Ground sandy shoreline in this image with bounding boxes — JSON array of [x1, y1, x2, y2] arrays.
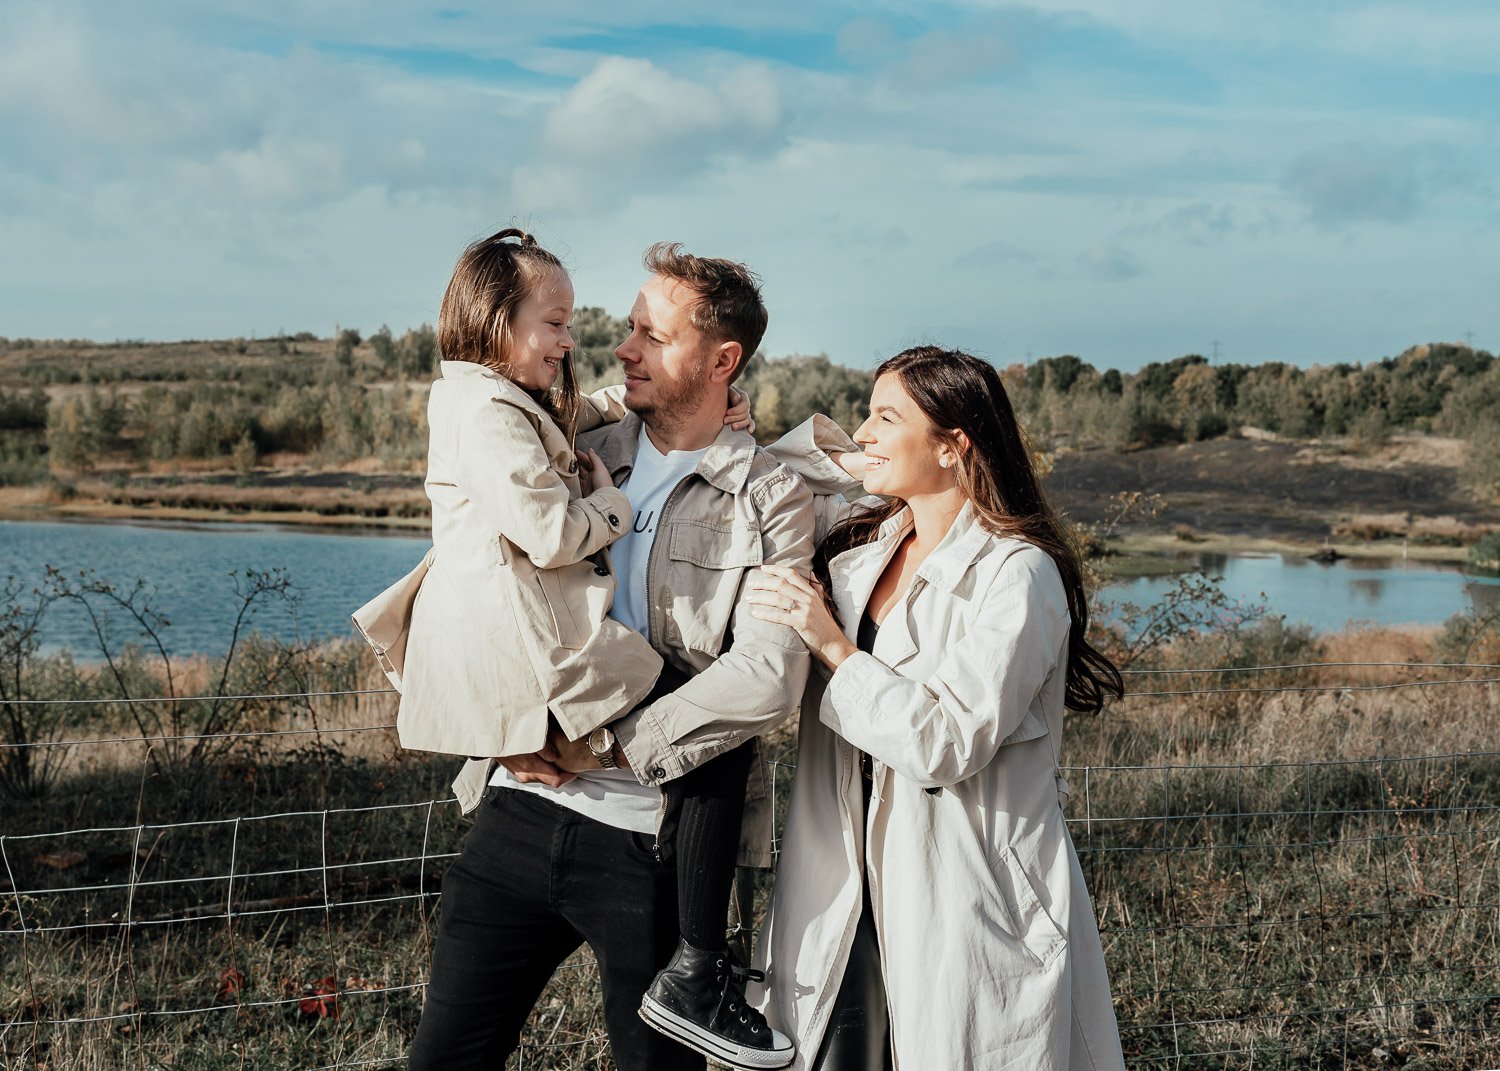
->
[[0, 499, 429, 535]]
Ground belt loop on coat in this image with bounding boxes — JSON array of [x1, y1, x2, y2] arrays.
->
[[1054, 770, 1071, 809]]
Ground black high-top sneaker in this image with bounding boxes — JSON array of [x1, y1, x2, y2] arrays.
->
[[639, 938, 795, 1070]]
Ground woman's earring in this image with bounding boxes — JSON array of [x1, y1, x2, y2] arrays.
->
[[939, 457, 951, 469]]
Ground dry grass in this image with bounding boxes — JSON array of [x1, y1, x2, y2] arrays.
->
[[1331, 512, 1494, 546], [3, 628, 1498, 1070]]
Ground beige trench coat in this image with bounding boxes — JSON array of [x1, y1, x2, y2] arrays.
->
[[756, 422, 1125, 1071], [352, 361, 661, 763]]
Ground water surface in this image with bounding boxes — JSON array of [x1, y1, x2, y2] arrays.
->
[[0, 519, 428, 656], [1100, 551, 1500, 635], [1, 520, 1496, 654]]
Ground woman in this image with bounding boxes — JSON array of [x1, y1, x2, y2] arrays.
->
[[748, 346, 1126, 1070]]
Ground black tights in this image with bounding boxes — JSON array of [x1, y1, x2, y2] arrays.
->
[[668, 742, 754, 950]]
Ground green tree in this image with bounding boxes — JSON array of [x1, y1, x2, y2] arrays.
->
[[47, 396, 91, 471], [370, 325, 396, 374], [398, 325, 438, 379]]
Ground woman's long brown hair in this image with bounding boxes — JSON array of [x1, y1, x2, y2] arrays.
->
[[815, 345, 1123, 714]]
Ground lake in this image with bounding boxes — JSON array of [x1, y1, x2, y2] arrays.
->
[[0, 519, 428, 657], [1100, 550, 1500, 635], [0, 519, 1496, 655]]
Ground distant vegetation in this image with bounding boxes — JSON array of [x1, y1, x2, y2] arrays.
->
[[0, 325, 1495, 504]]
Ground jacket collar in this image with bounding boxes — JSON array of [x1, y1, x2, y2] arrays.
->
[[439, 360, 552, 419], [599, 411, 758, 495], [835, 501, 993, 600], [828, 502, 994, 665], [913, 502, 993, 595]]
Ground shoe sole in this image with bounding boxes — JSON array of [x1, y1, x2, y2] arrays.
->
[[639, 995, 794, 1070]]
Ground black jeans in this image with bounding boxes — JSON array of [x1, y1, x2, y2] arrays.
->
[[408, 787, 704, 1071]]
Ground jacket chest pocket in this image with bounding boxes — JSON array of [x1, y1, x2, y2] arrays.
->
[[666, 522, 763, 655]]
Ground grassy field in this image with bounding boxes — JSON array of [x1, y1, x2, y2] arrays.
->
[[2, 621, 1497, 1070]]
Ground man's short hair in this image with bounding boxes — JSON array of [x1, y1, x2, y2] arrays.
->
[[642, 242, 768, 382]]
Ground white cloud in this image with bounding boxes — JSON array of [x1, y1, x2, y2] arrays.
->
[[513, 57, 783, 212], [540, 58, 779, 158], [0, 1, 1495, 367]]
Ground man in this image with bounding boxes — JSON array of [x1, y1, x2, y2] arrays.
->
[[408, 243, 815, 1071]]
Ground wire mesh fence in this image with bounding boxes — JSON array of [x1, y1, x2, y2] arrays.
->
[[2, 671, 1497, 1069]]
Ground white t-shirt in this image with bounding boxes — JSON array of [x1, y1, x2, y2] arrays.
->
[[608, 428, 712, 638], [492, 425, 709, 834]]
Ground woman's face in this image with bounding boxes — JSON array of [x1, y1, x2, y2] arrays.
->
[[504, 266, 575, 391], [853, 373, 956, 499]]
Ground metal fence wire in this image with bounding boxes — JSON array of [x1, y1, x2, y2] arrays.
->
[[1, 673, 1497, 1070]]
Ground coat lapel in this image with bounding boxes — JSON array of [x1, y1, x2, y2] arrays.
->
[[828, 508, 912, 643], [834, 503, 993, 671]]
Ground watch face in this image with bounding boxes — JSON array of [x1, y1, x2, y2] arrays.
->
[[589, 728, 611, 753]]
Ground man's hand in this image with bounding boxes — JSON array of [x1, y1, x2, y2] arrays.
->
[[495, 742, 576, 787], [547, 722, 603, 773]]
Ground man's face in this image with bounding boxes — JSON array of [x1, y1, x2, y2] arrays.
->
[[615, 275, 715, 421]]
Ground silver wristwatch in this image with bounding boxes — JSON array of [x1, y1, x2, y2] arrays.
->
[[587, 726, 618, 769]]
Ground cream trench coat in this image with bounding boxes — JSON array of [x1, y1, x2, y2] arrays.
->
[[353, 362, 661, 765], [756, 421, 1125, 1071]]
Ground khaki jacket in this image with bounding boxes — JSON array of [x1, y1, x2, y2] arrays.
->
[[579, 412, 817, 865], [358, 390, 818, 866], [353, 361, 662, 764], [757, 420, 1125, 1070]]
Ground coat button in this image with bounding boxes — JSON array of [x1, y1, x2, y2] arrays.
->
[[567, 460, 578, 474], [650, 766, 667, 780], [608, 514, 620, 527], [594, 564, 610, 577]]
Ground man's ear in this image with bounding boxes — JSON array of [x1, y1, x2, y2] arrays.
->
[[708, 340, 743, 384]]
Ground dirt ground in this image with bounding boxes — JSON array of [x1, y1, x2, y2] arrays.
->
[[1047, 436, 1500, 542]]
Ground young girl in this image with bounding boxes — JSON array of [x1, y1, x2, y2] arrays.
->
[[354, 227, 793, 1070]]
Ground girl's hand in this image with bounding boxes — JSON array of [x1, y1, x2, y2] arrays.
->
[[725, 387, 755, 433], [748, 564, 858, 670], [579, 448, 612, 495]]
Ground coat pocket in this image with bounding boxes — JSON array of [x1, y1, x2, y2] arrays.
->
[[994, 845, 1067, 968], [666, 522, 764, 655], [667, 520, 763, 569], [534, 567, 584, 651]]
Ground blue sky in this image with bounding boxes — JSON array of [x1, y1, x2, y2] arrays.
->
[[1, 1, 1496, 370]]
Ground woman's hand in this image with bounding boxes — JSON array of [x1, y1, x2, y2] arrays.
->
[[748, 564, 858, 670], [578, 448, 612, 496], [725, 387, 755, 434], [833, 449, 867, 481]]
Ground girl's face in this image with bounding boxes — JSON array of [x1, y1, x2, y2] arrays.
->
[[853, 373, 957, 499], [504, 266, 575, 391]]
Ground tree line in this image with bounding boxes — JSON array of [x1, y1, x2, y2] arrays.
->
[[1006, 343, 1499, 501], [1, 322, 1494, 502]]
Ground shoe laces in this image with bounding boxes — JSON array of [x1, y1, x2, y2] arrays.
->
[[714, 957, 768, 1031]]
